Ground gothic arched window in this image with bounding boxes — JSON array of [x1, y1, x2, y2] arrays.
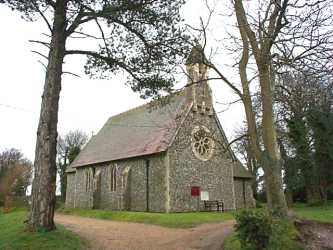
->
[[85, 168, 93, 192], [191, 125, 215, 161], [110, 165, 117, 192], [121, 167, 131, 189]]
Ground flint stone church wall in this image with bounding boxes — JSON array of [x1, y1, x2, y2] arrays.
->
[[168, 110, 236, 212], [65, 173, 75, 208], [65, 109, 253, 212], [66, 154, 168, 212]]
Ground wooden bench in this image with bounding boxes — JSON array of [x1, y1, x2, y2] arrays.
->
[[204, 200, 224, 212]]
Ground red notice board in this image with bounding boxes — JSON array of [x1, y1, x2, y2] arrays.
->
[[191, 186, 200, 196]]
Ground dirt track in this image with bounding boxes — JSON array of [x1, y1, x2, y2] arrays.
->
[[296, 220, 333, 250], [55, 214, 234, 250]]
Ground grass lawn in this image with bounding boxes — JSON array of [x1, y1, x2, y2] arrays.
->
[[0, 208, 86, 250], [223, 232, 242, 250], [223, 230, 303, 250], [58, 207, 234, 228], [224, 201, 333, 249], [293, 201, 333, 223]]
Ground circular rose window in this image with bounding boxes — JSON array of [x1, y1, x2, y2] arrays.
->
[[191, 126, 214, 161]]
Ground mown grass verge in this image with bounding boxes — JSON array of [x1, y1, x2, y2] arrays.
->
[[58, 207, 234, 228], [223, 232, 242, 250], [0, 208, 86, 250], [224, 202, 333, 250], [293, 201, 333, 224]]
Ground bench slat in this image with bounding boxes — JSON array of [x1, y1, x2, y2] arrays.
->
[[203, 200, 224, 212]]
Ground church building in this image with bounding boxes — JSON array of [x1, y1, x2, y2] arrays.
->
[[65, 46, 255, 212]]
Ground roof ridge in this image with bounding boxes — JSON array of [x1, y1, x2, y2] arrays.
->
[[107, 90, 185, 122]]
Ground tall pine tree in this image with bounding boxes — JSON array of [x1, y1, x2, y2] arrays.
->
[[1, 0, 190, 230]]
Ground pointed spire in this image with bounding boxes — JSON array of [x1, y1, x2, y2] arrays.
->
[[185, 45, 209, 66]]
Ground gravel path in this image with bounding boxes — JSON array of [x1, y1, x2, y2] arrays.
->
[[55, 214, 235, 250]]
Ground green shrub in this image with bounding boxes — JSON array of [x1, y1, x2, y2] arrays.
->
[[235, 210, 302, 250], [268, 219, 302, 250], [55, 199, 65, 210], [256, 200, 264, 208], [11, 196, 29, 208], [0, 193, 4, 206], [235, 210, 272, 249], [224, 232, 241, 250]]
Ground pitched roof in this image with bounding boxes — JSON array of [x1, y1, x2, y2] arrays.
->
[[66, 165, 76, 173], [233, 161, 253, 179], [70, 92, 191, 168], [212, 115, 252, 179]]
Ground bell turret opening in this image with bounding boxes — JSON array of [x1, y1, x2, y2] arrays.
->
[[185, 45, 213, 116]]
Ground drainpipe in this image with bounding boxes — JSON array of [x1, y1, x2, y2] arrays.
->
[[242, 179, 246, 208], [146, 159, 150, 212]]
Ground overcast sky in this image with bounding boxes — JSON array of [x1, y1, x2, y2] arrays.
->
[[0, 1, 245, 162]]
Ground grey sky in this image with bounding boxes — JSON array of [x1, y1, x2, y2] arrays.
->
[[0, 1, 245, 162]]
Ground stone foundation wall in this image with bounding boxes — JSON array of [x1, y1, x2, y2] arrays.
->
[[73, 167, 94, 208]]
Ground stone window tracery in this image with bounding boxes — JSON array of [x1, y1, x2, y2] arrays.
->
[[191, 126, 215, 161]]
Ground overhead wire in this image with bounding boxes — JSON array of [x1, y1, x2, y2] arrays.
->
[[0, 103, 38, 114]]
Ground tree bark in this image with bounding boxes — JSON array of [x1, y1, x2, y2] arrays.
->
[[306, 185, 322, 204], [29, 0, 67, 231], [60, 149, 68, 201], [262, 157, 287, 214], [285, 189, 293, 208], [237, 10, 260, 201], [237, 13, 262, 163], [60, 174, 67, 201], [234, 0, 288, 216], [259, 67, 288, 215]]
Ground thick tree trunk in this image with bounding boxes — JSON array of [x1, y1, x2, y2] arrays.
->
[[279, 139, 294, 208], [60, 174, 67, 202], [29, 0, 67, 231], [259, 67, 288, 216], [319, 183, 328, 205], [248, 157, 259, 199], [234, 0, 287, 216], [60, 152, 68, 201], [285, 189, 293, 208], [284, 161, 294, 208], [236, 9, 262, 163], [261, 153, 287, 214], [303, 160, 322, 204], [306, 184, 322, 204], [4, 195, 12, 213]]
